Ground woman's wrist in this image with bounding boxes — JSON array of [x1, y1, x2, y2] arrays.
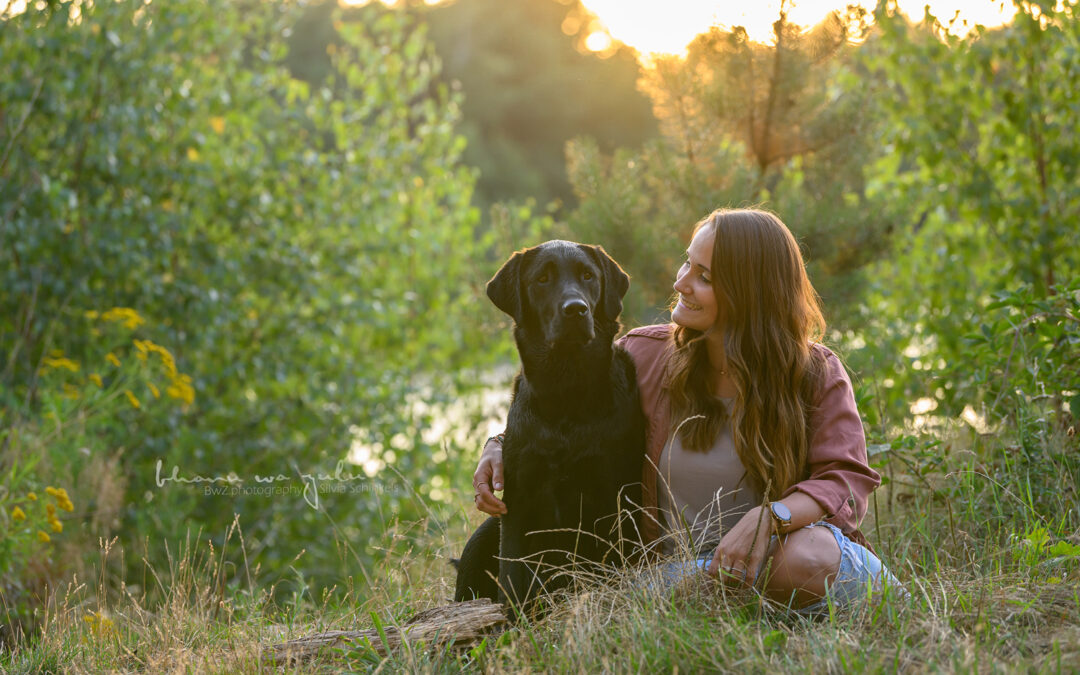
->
[[770, 492, 825, 532]]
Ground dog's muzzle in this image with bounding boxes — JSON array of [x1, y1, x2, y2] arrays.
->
[[545, 297, 595, 344]]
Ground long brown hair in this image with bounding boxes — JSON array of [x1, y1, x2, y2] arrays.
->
[[665, 208, 827, 497]]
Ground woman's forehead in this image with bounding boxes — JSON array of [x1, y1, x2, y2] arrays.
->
[[688, 226, 714, 256]]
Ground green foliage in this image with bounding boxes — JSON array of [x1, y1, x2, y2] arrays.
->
[[852, 0, 1080, 424], [563, 10, 898, 328], [422, 0, 658, 212], [0, 0, 497, 593], [0, 307, 190, 637]]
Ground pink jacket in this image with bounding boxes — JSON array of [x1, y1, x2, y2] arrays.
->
[[618, 324, 879, 548]]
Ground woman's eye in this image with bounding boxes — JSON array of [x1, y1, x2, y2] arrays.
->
[[700, 274, 710, 284]]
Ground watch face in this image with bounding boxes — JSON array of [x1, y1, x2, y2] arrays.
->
[[771, 502, 792, 522]]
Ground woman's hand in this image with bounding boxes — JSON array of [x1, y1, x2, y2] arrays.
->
[[473, 437, 507, 515], [706, 505, 773, 587]]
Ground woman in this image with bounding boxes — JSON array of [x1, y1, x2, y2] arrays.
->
[[473, 208, 902, 610]]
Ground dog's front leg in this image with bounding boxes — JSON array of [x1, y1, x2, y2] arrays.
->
[[497, 514, 538, 621]]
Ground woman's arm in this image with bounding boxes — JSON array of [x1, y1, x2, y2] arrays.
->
[[474, 435, 507, 515], [782, 348, 880, 531], [709, 348, 877, 583]]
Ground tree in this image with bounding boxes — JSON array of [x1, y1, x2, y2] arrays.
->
[[853, 0, 1080, 423], [564, 6, 897, 329], [421, 0, 658, 212], [1, 0, 499, 588]]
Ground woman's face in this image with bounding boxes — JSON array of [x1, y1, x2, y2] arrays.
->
[[672, 224, 719, 332]]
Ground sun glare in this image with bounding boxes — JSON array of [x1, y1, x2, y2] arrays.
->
[[578, 0, 1017, 55], [584, 30, 614, 52]]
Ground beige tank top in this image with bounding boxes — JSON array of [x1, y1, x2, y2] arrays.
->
[[657, 407, 763, 555]]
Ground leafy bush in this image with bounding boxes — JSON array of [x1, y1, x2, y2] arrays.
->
[[0, 0, 499, 595], [563, 11, 899, 329], [1, 307, 194, 638], [851, 0, 1080, 424]]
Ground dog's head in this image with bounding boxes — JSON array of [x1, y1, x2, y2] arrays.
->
[[486, 240, 630, 345]]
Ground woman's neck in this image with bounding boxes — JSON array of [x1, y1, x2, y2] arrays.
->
[[705, 333, 737, 398]]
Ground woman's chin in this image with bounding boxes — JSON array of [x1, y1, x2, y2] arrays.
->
[[671, 309, 706, 331]]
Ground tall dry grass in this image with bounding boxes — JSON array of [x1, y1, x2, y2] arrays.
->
[[2, 416, 1078, 673]]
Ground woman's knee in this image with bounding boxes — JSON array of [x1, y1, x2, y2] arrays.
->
[[762, 526, 841, 605]]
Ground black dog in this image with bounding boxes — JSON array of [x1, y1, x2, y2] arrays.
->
[[454, 241, 645, 616]]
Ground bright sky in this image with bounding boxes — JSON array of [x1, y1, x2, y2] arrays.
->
[[5, 0, 1017, 58], [578, 0, 1017, 55]]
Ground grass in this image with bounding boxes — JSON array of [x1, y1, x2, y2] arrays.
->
[[2, 420, 1078, 673]]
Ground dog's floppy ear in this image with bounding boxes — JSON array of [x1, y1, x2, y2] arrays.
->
[[585, 244, 630, 320], [486, 250, 526, 322]]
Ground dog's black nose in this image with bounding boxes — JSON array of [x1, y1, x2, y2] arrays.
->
[[561, 299, 588, 317]]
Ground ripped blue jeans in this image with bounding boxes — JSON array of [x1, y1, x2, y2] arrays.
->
[[656, 521, 906, 614]]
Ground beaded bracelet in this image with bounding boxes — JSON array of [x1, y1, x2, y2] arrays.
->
[[485, 433, 505, 447]]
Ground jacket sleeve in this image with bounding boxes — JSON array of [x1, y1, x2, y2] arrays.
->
[[782, 349, 880, 532]]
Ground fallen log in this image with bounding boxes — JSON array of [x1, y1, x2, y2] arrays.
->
[[265, 598, 509, 665]]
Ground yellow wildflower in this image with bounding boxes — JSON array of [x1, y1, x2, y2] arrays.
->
[[124, 390, 141, 410], [42, 356, 80, 373], [106, 353, 121, 367], [12, 506, 26, 522], [157, 350, 177, 376], [60, 498, 74, 513], [166, 373, 195, 405], [102, 307, 145, 330], [37, 531, 51, 543], [46, 503, 56, 516], [28, 492, 37, 501], [62, 383, 80, 400], [54, 488, 74, 513], [210, 116, 226, 134], [84, 611, 116, 637], [45, 486, 58, 496], [51, 520, 63, 533], [138, 340, 177, 375], [148, 382, 160, 399], [89, 373, 103, 388], [84, 310, 100, 319]]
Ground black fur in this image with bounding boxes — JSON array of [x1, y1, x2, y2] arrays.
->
[[454, 241, 645, 617]]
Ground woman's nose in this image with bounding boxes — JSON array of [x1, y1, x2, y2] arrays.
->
[[673, 263, 690, 294]]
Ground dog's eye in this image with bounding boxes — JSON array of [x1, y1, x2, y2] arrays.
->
[[537, 273, 549, 284], [583, 270, 593, 280]]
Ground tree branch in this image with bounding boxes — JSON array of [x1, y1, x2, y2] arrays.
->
[[0, 77, 44, 177]]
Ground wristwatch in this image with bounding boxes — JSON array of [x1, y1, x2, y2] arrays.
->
[[768, 501, 792, 533]]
